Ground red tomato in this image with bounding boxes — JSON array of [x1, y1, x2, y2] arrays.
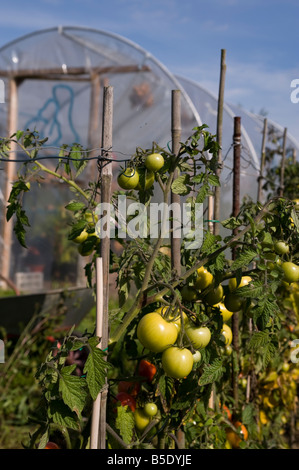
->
[[226, 421, 248, 448], [138, 359, 157, 383], [44, 441, 60, 449], [115, 392, 136, 412], [117, 380, 140, 397]]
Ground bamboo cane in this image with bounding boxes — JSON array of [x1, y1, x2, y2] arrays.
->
[[214, 49, 226, 236], [279, 127, 287, 197], [90, 85, 113, 449], [257, 118, 267, 203], [232, 117, 241, 412]]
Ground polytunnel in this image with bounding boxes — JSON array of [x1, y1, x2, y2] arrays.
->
[[0, 26, 298, 293], [176, 75, 299, 214], [0, 26, 201, 291]]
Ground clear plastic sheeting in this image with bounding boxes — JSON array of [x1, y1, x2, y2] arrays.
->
[[0, 26, 298, 291], [176, 75, 299, 219]]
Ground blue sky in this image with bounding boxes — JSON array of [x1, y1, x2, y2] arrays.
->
[[0, 0, 299, 139]]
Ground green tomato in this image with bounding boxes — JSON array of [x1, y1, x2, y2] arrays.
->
[[134, 408, 150, 432], [281, 262, 299, 283], [78, 243, 93, 256], [214, 302, 234, 322], [137, 312, 178, 353], [192, 350, 202, 363], [274, 241, 290, 255], [221, 324, 233, 345], [181, 285, 197, 302], [162, 346, 194, 379], [185, 325, 211, 349], [224, 292, 244, 312], [73, 229, 89, 244], [143, 402, 158, 417], [204, 284, 224, 306], [117, 167, 139, 189], [195, 266, 214, 290], [137, 170, 155, 190], [228, 276, 252, 292], [145, 153, 165, 172]]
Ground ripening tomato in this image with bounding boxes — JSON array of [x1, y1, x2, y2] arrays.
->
[[161, 346, 194, 379], [118, 380, 140, 397], [115, 392, 136, 412], [220, 403, 232, 421], [137, 312, 178, 353], [225, 421, 248, 448], [195, 266, 214, 290], [44, 441, 60, 449], [145, 153, 165, 172], [138, 359, 157, 383], [117, 167, 140, 189]]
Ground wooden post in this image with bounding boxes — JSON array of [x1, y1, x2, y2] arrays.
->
[[90, 85, 113, 449], [232, 117, 241, 411], [214, 49, 226, 236], [279, 127, 287, 197], [257, 118, 267, 202], [292, 148, 296, 165], [1, 78, 18, 286], [90, 257, 104, 449], [171, 90, 182, 277], [171, 90, 185, 448]]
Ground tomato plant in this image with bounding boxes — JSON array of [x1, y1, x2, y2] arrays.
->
[[2, 121, 299, 450]]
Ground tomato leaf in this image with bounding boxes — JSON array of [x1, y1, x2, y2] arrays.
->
[[48, 399, 81, 431], [83, 337, 112, 401], [198, 358, 225, 386], [115, 405, 135, 444], [59, 365, 88, 416], [230, 249, 257, 271]]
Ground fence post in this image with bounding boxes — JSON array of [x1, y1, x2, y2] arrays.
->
[[214, 49, 226, 236], [90, 85, 113, 449], [257, 118, 267, 203], [232, 116, 241, 411], [279, 127, 287, 197]]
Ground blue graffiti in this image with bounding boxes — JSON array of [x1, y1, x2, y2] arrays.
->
[[24, 84, 80, 145]]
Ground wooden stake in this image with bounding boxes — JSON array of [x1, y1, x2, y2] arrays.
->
[[1, 78, 18, 286], [257, 118, 267, 203], [292, 148, 297, 165], [171, 90, 185, 448], [232, 117, 241, 411], [90, 257, 104, 449], [171, 90, 182, 277], [279, 127, 287, 197], [214, 49, 226, 236], [90, 85, 113, 449]]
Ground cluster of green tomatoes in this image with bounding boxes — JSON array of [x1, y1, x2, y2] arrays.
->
[[117, 153, 165, 190]]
